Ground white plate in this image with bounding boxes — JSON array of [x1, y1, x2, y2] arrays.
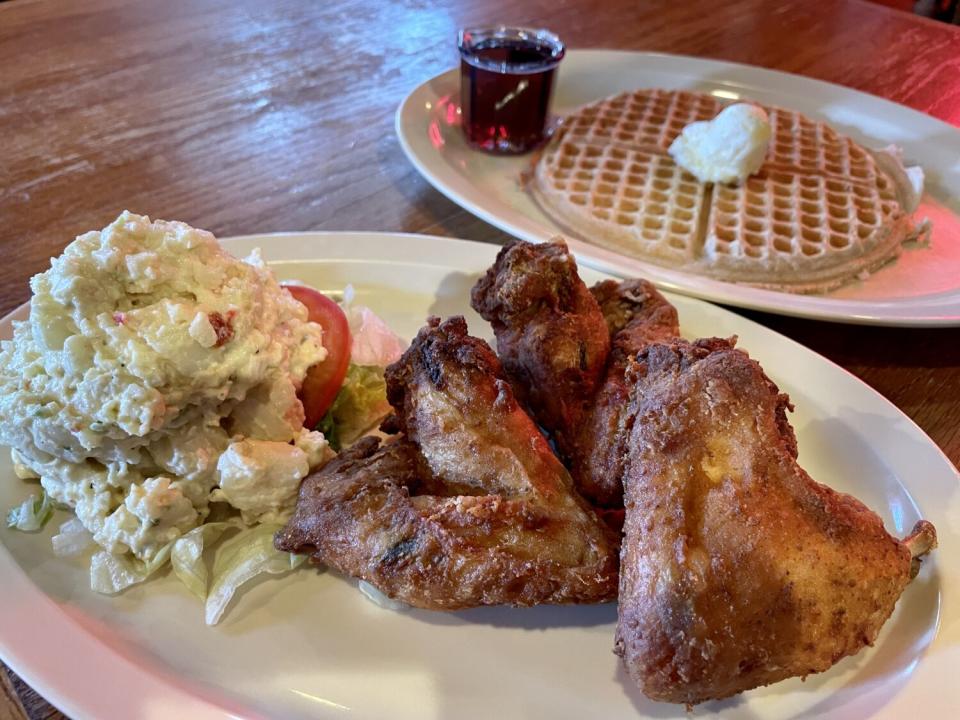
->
[[396, 50, 960, 326], [0, 232, 957, 720]]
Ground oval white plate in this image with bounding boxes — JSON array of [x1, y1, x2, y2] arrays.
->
[[0, 232, 956, 720], [396, 50, 960, 326]]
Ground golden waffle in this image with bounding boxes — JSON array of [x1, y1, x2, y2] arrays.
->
[[560, 90, 896, 191], [763, 107, 900, 195], [531, 132, 707, 267], [703, 170, 911, 292], [530, 89, 918, 293], [559, 89, 724, 154]]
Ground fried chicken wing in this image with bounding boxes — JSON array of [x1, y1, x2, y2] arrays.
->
[[471, 240, 936, 702], [614, 338, 937, 704], [470, 239, 610, 440], [275, 316, 618, 609], [571, 278, 679, 507], [471, 240, 679, 507], [590, 278, 680, 344]]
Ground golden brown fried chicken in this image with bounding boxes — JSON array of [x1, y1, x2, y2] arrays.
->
[[614, 337, 937, 704], [470, 239, 610, 440], [275, 316, 618, 610], [571, 278, 679, 507], [590, 278, 680, 344], [472, 240, 936, 701], [471, 240, 679, 507]]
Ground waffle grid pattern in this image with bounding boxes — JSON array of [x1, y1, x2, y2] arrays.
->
[[764, 108, 899, 200], [708, 172, 896, 264], [560, 89, 724, 153], [535, 138, 707, 264], [531, 89, 911, 291]]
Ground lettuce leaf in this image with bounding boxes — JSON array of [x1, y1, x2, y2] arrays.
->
[[90, 541, 175, 594], [85, 519, 305, 625], [322, 364, 391, 449], [204, 523, 306, 625], [170, 520, 241, 601], [314, 289, 404, 448], [317, 411, 340, 452], [6, 491, 54, 532]]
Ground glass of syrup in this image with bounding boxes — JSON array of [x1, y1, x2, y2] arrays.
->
[[458, 26, 565, 154]]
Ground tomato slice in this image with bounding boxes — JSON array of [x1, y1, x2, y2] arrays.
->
[[283, 284, 351, 430]]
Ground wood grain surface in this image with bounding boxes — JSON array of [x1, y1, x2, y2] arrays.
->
[[0, 668, 28, 720], [1, 0, 958, 717]]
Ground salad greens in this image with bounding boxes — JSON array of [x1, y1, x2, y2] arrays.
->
[[205, 523, 306, 625], [171, 520, 242, 601], [6, 490, 54, 532], [315, 285, 406, 448], [91, 541, 176, 594], [319, 364, 390, 451]]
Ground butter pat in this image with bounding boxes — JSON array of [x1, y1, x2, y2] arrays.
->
[[668, 103, 771, 185]]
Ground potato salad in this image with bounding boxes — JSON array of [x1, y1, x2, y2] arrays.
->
[[0, 212, 335, 614]]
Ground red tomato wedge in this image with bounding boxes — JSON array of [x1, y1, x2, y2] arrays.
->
[[283, 284, 351, 429]]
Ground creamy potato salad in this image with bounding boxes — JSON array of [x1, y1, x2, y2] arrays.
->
[[0, 212, 337, 617]]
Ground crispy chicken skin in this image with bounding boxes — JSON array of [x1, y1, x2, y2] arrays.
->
[[590, 278, 680, 344], [571, 279, 679, 507], [471, 240, 679, 507], [472, 240, 936, 701], [614, 338, 937, 704], [275, 316, 619, 610], [470, 239, 610, 441]]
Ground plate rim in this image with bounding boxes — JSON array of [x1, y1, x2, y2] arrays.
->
[[395, 49, 960, 327], [0, 230, 956, 720]]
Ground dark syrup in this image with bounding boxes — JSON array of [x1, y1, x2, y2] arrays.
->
[[460, 39, 561, 154]]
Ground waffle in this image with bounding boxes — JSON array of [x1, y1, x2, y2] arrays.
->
[[558, 88, 724, 154], [530, 89, 919, 293], [532, 135, 708, 267], [703, 170, 912, 292]]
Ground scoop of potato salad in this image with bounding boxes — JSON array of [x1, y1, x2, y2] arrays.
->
[[0, 212, 331, 576]]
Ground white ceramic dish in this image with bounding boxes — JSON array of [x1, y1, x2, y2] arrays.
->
[[396, 50, 960, 326], [0, 232, 956, 719]]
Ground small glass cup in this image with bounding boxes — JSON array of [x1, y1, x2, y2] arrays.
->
[[458, 26, 565, 154]]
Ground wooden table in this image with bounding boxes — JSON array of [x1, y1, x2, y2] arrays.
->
[[1, 0, 958, 717]]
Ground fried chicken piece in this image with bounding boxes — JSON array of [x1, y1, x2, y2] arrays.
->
[[275, 316, 618, 610], [614, 338, 937, 704], [470, 239, 610, 441], [570, 279, 679, 507], [590, 278, 680, 344], [472, 241, 936, 700], [471, 240, 679, 507]]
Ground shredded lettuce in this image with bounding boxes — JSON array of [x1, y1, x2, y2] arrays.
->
[[317, 410, 341, 452], [315, 289, 404, 448], [86, 520, 306, 625], [321, 364, 391, 449], [91, 520, 235, 595], [358, 580, 409, 611], [204, 523, 306, 625], [170, 520, 241, 600], [6, 491, 54, 532], [90, 541, 176, 594]]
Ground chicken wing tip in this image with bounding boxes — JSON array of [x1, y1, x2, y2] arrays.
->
[[905, 519, 937, 559]]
